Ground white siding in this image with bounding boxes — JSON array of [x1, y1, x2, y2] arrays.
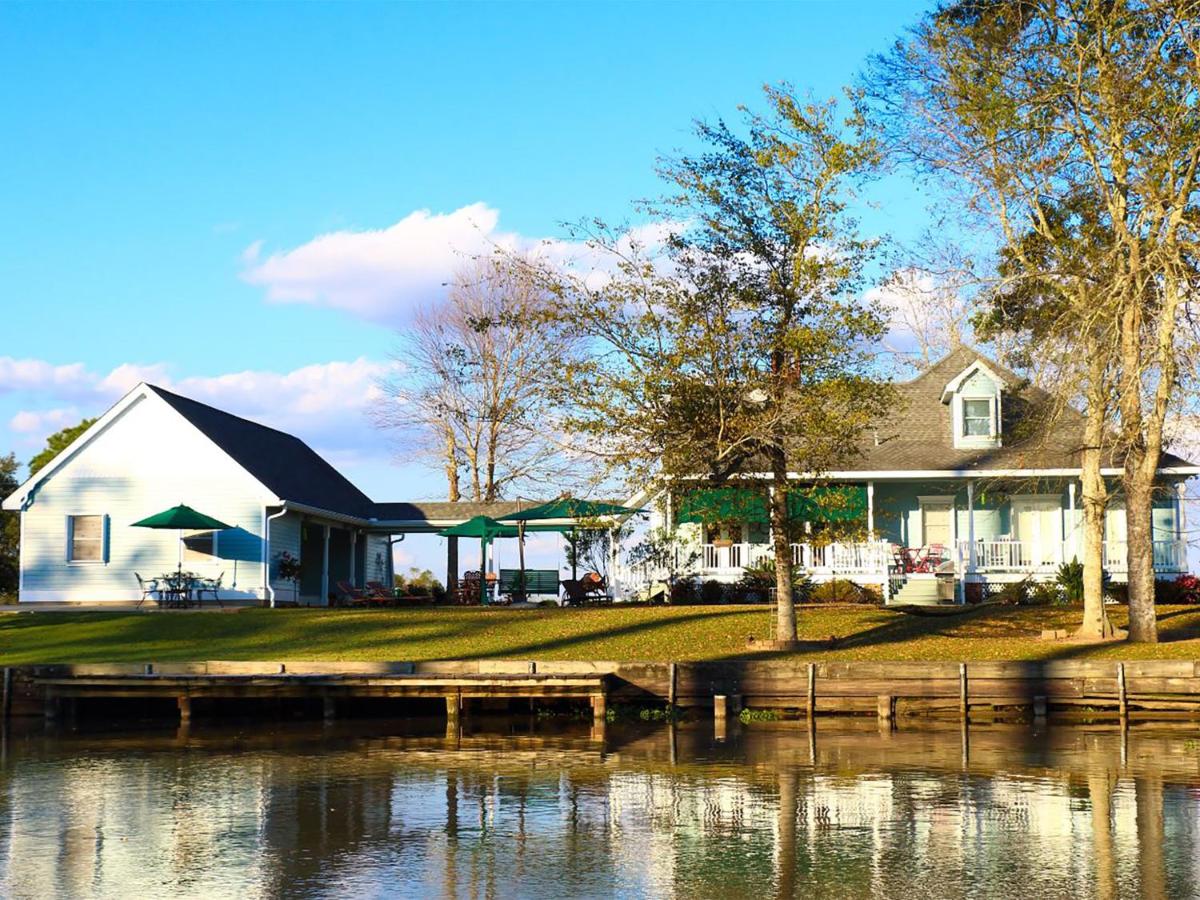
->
[[266, 511, 302, 602], [19, 393, 274, 602], [363, 534, 390, 585]]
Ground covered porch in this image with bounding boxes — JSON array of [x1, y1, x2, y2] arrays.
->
[[670, 476, 1190, 601]]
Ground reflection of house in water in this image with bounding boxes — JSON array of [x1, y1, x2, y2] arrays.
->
[[1, 728, 1199, 897]]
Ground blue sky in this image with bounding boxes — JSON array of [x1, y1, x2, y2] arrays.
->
[[0, 1, 934, 567]]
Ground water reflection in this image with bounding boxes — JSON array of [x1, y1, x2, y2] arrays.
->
[[1, 719, 1199, 898]]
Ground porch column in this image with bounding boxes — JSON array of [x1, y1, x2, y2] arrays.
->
[[966, 480, 977, 571], [320, 524, 330, 606], [349, 531, 358, 587], [1068, 481, 1077, 561], [866, 481, 875, 537]]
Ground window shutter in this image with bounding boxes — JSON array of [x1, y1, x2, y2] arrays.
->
[[65, 515, 73, 561], [102, 514, 111, 564]]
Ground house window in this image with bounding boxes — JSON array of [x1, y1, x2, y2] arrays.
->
[[68, 515, 104, 562], [962, 398, 994, 437], [183, 529, 217, 563]]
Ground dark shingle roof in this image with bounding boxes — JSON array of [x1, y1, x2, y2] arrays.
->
[[148, 385, 376, 517], [857, 346, 1193, 472]]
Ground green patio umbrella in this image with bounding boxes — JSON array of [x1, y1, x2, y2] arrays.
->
[[438, 516, 519, 603], [501, 498, 644, 585], [132, 504, 232, 574]]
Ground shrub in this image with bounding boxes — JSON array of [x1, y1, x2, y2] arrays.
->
[[1027, 581, 1067, 606], [1175, 574, 1200, 603], [669, 578, 697, 604], [739, 557, 811, 593], [809, 579, 879, 604], [1156, 574, 1200, 604], [992, 579, 1030, 606], [699, 579, 726, 605], [1056, 558, 1084, 602]]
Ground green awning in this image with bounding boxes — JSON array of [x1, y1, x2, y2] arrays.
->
[[675, 486, 866, 524], [437, 515, 518, 543], [131, 504, 231, 530], [501, 498, 642, 523]]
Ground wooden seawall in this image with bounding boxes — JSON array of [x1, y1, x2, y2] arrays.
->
[[4, 658, 1200, 724]]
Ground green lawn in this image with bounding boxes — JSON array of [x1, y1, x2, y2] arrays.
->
[[3, 604, 1200, 664]]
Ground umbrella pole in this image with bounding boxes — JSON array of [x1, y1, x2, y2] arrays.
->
[[572, 526, 578, 582], [517, 522, 527, 602], [480, 535, 487, 605]]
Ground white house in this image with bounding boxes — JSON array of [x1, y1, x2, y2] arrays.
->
[[620, 347, 1198, 603], [1, 383, 556, 605]]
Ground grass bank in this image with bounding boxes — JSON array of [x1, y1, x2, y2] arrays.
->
[[3, 604, 1200, 665]]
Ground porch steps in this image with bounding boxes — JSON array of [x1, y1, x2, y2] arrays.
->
[[888, 578, 945, 606]]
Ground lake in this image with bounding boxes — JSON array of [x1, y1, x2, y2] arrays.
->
[[0, 717, 1196, 898]]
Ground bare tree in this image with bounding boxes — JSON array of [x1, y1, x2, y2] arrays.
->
[[377, 256, 586, 504], [869, 0, 1200, 642]]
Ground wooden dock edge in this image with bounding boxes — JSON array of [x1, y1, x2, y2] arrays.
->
[[6, 659, 1200, 723]]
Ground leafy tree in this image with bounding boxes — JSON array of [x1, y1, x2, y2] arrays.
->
[[28, 418, 97, 477], [528, 86, 892, 642], [869, 0, 1200, 642], [0, 453, 19, 594]]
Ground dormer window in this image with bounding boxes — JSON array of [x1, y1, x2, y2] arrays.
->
[[962, 398, 995, 438], [942, 358, 1006, 449]]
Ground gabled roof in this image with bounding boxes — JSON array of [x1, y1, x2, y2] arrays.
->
[[146, 385, 377, 518], [939, 358, 1007, 403], [860, 345, 1194, 474]]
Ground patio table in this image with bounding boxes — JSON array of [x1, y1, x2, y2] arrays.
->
[[159, 572, 198, 608]]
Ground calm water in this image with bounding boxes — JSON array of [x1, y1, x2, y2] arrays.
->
[[1, 717, 1198, 899]]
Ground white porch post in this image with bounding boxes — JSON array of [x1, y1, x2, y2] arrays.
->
[[320, 524, 330, 607], [966, 480, 976, 571], [349, 531, 358, 587], [1068, 481, 1077, 561], [866, 481, 875, 537]]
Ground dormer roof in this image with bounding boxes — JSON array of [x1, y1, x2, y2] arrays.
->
[[940, 358, 1008, 404]]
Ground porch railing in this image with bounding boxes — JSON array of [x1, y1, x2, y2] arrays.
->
[[700, 541, 892, 574], [957, 539, 1188, 574], [1102, 540, 1187, 573]]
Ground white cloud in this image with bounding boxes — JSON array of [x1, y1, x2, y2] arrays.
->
[[240, 203, 679, 326], [0, 358, 93, 397], [0, 355, 399, 465], [8, 407, 80, 435], [240, 203, 511, 325]]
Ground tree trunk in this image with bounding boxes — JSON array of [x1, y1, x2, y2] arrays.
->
[[1124, 461, 1158, 643], [1077, 384, 1115, 639], [445, 430, 461, 599], [769, 451, 796, 642]]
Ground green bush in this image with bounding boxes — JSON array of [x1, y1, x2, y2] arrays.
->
[[699, 579, 727, 605], [809, 579, 879, 604], [1056, 558, 1084, 602], [1027, 581, 1067, 606], [739, 557, 812, 598], [991, 579, 1030, 606]]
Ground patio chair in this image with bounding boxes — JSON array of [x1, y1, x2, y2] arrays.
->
[[457, 571, 483, 605], [561, 576, 609, 606], [195, 572, 225, 608], [335, 580, 367, 607], [134, 573, 159, 609], [580, 571, 613, 604]]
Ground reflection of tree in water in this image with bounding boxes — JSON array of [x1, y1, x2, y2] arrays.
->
[[2, 725, 1200, 898]]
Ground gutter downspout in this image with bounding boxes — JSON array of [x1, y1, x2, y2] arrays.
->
[[264, 504, 289, 608]]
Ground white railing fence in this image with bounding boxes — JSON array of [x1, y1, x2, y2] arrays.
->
[[700, 541, 892, 574], [1102, 540, 1187, 573], [958, 538, 1187, 573]]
